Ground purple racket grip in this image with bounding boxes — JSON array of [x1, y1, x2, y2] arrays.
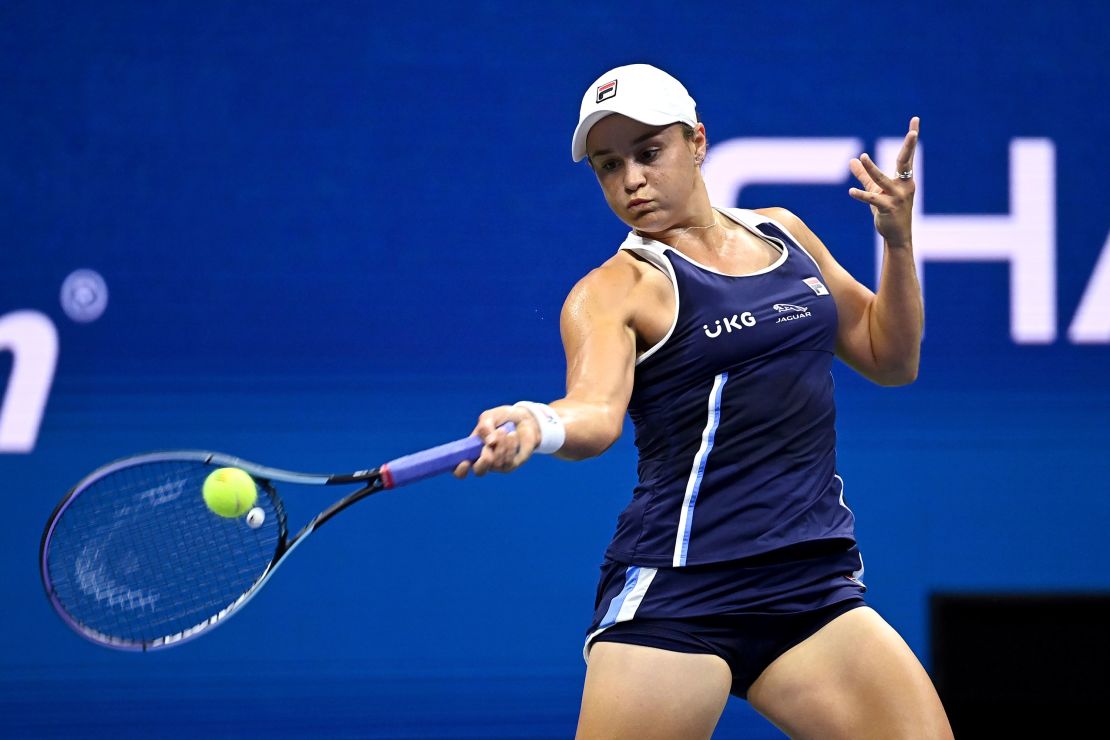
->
[[380, 422, 516, 489]]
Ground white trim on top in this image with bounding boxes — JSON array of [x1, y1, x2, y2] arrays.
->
[[620, 242, 681, 366], [666, 207, 789, 278]]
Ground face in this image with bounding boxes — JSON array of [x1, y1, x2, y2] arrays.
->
[[585, 114, 707, 234]]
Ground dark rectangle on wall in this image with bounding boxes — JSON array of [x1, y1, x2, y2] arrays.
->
[[931, 592, 1110, 734]]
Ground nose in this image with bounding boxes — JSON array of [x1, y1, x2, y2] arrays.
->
[[622, 160, 647, 192]]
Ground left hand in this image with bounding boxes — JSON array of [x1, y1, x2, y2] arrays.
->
[[849, 116, 919, 248]]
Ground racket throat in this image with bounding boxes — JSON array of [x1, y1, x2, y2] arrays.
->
[[379, 464, 395, 489]]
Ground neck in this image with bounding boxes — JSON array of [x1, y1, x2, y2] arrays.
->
[[638, 207, 723, 252]]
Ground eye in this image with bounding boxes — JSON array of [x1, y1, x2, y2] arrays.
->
[[598, 159, 619, 173], [638, 148, 661, 163]]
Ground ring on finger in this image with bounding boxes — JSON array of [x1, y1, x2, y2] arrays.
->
[[898, 169, 913, 180]]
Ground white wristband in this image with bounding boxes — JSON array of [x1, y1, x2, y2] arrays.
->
[[513, 401, 566, 455]]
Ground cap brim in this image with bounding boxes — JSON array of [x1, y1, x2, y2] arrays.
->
[[571, 110, 616, 162]]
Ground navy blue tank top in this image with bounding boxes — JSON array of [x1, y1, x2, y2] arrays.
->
[[607, 208, 856, 567]]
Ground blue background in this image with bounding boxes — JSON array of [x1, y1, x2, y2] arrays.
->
[[3, 1, 1108, 736]]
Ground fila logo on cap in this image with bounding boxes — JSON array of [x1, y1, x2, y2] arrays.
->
[[596, 79, 617, 103]]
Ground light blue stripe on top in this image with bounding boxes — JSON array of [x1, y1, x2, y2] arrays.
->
[[675, 371, 728, 567], [598, 566, 640, 630]]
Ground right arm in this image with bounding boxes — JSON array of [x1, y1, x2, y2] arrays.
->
[[455, 256, 641, 476]]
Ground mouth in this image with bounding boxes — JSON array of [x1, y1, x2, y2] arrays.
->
[[627, 198, 652, 209]]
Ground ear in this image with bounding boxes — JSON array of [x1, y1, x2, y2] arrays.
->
[[691, 122, 708, 164]]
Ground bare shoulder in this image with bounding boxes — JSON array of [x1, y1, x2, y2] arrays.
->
[[562, 250, 659, 321], [755, 206, 839, 261], [755, 206, 817, 244], [754, 206, 800, 228]]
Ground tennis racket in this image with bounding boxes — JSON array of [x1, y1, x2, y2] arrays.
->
[[39, 424, 512, 652]]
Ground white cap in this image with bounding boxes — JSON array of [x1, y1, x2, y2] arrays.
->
[[571, 63, 697, 162]]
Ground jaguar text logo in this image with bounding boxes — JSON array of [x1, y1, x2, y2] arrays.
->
[[773, 304, 811, 324]]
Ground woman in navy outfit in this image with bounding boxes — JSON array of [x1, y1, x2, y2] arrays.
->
[[456, 63, 952, 739]]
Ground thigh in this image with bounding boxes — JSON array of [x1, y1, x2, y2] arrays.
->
[[576, 642, 732, 740], [747, 607, 953, 739]]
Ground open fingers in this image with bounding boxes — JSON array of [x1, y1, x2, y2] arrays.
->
[[852, 117, 921, 193], [848, 187, 895, 208], [857, 153, 897, 191], [895, 117, 920, 174], [849, 158, 878, 192]]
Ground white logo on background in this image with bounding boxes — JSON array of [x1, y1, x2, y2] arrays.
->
[[773, 303, 812, 324], [803, 277, 829, 296], [703, 135, 1110, 344], [703, 312, 757, 338], [0, 311, 58, 453], [1, 268, 109, 454]]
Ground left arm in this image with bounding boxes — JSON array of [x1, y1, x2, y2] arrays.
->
[[760, 117, 923, 386]]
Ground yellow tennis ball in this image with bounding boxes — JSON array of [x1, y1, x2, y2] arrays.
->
[[202, 467, 257, 518]]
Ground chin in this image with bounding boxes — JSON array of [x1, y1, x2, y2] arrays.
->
[[627, 210, 671, 235]]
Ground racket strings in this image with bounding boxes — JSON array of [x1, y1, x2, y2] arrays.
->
[[44, 460, 284, 648]]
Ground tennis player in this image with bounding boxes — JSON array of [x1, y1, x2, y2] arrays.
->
[[456, 63, 952, 739]]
